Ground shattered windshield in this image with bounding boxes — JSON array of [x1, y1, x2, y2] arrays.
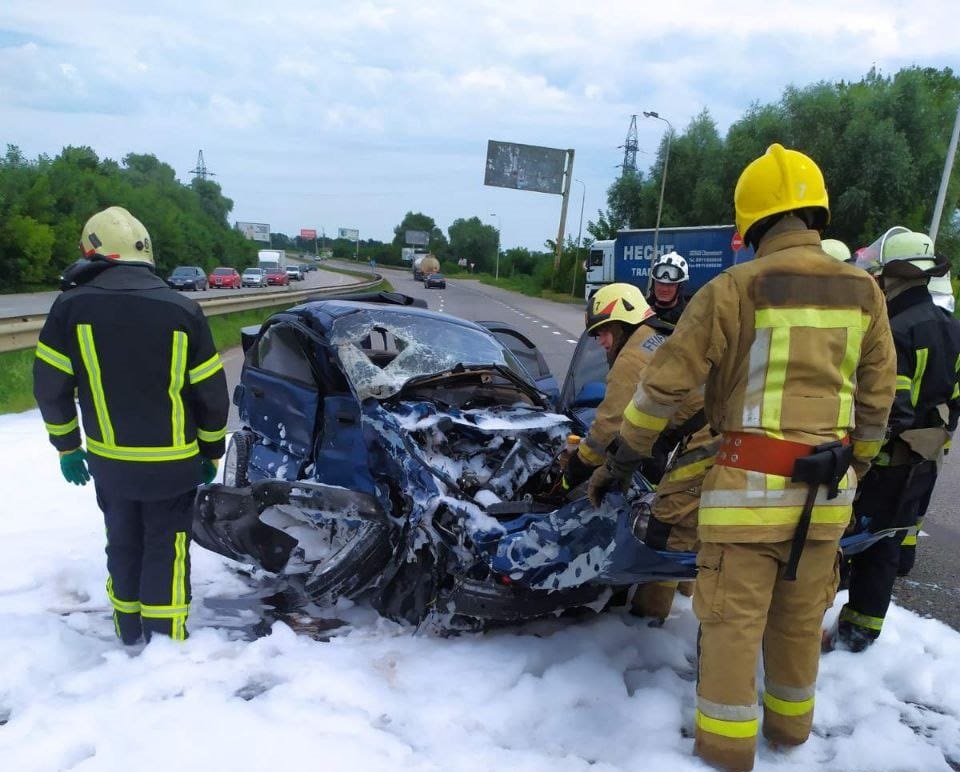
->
[[330, 310, 526, 400]]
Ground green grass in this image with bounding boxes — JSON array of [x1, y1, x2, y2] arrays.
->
[[0, 278, 392, 415], [0, 348, 39, 414]]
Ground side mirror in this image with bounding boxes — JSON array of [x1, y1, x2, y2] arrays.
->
[[572, 381, 605, 408], [240, 325, 262, 354]]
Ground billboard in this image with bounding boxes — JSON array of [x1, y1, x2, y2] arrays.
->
[[405, 229, 429, 246], [338, 227, 359, 241], [236, 221, 271, 242], [401, 247, 415, 262], [484, 140, 567, 195], [300, 228, 317, 239]]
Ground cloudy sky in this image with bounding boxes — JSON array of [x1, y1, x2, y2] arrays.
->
[[1, 1, 958, 250]]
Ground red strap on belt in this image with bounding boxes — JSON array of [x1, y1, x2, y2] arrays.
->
[[715, 432, 850, 478]]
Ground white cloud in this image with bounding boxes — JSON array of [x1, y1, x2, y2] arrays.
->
[[0, 0, 957, 246]]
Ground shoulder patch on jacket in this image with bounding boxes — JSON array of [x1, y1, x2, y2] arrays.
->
[[642, 333, 667, 352]]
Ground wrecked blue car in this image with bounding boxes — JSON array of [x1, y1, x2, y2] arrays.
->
[[193, 292, 694, 627]]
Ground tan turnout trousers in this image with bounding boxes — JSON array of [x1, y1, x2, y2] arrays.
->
[[693, 539, 841, 771]]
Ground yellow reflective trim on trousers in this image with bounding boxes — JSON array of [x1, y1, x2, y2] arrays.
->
[[36, 341, 74, 375], [86, 437, 199, 462], [170, 531, 188, 640], [895, 375, 912, 391], [840, 606, 884, 631], [624, 401, 669, 431], [197, 425, 227, 443], [763, 691, 814, 717], [140, 603, 190, 618], [665, 456, 714, 482], [695, 710, 758, 740], [77, 324, 115, 445], [853, 439, 883, 460], [754, 308, 867, 330], [761, 326, 790, 430], [45, 417, 78, 436], [911, 348, 929, 407], [169, 331, 188, 447], [699, 504, 851, 527], [188, 353, 224, 385], [902, 518, 923, 546], [106, 576, 141, 614]]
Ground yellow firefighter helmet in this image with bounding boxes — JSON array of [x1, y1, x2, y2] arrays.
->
[[80, 206, 153, 264], [734, 143, 830, 246], [585, 283, 654, 335]]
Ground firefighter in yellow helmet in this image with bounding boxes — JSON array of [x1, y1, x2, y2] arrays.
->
[[560, 284, 713, 622], [588, 144, 896, 771], [829, 230, 960, 652], [33, 206, 230, 647], [560, 283, 673, 493]]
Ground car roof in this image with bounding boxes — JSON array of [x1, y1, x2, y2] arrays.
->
[[284, 296, 487, 336]]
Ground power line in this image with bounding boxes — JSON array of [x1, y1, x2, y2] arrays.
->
[[190, 150, 216, 181], [617, 114, 639, 176]]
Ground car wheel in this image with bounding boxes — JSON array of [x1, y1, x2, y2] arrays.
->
[[296, 519, 393, 605], [222, 430, 255, 487]]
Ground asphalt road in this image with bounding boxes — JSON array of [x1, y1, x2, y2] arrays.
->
[[0, 263, 357, 318], [15, 260, 954, 631]]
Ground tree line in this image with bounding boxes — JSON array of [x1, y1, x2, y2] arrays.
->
[[0, 146, 258, 291], [590, 66, 960, 263], [2, 65, 955, 295]]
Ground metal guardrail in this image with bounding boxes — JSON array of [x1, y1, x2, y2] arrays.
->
[[0, 275, 381, 354]]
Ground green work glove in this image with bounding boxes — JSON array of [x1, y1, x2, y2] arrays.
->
[[59, 449, 90, 486], [587, 441, 649, 507], [200, 457, 219, 484], [587, 464, 631, 508]]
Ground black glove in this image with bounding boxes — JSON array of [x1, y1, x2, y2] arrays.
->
[[587, 441, 649, 507], [562, 451, 595, 491]]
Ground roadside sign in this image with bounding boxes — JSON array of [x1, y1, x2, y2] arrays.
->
[[731, 232, 743, 252]]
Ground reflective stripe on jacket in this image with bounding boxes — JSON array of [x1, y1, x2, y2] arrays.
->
[[33, 263, 230, 499], [617, 221, 896, 543]]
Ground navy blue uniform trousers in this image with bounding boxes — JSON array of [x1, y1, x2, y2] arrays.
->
[[96, 484, 195, 644]]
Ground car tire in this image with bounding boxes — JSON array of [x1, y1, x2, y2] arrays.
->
[[297, 519, 393, 605], [222, 430, 255, 488]]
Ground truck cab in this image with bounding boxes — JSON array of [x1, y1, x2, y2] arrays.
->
[[583, 226, 754, 300]]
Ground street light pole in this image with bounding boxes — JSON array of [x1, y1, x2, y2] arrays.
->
[[643, 110, 674, 291], [572, 179, 585, 297], [490, 213, 501, 280], [930, 99, 960, 243]]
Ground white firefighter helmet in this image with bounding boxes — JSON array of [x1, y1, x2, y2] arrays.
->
[[820, 238, 852, 263], [80, 206, 154, 264], [651, 251, 689, 284], [928, 273, 956, 313]]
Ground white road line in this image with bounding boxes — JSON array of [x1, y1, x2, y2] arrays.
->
[[541, 324, 550, 329], [566, 339, 577, 344], [552, 330, 561, 335]]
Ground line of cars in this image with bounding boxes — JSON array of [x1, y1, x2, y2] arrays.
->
[[166, 263, 314, 291]]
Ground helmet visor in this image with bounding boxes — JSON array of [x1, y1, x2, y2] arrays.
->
[[652, 262, 684, 282]]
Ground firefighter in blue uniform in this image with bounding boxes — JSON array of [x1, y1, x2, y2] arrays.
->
[[830, 230, 960, 651], [33, 206, 229, 645]]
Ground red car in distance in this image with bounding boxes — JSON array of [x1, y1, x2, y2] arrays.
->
[[208, 267, 242, 289], [265, 268, 290, 286]]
